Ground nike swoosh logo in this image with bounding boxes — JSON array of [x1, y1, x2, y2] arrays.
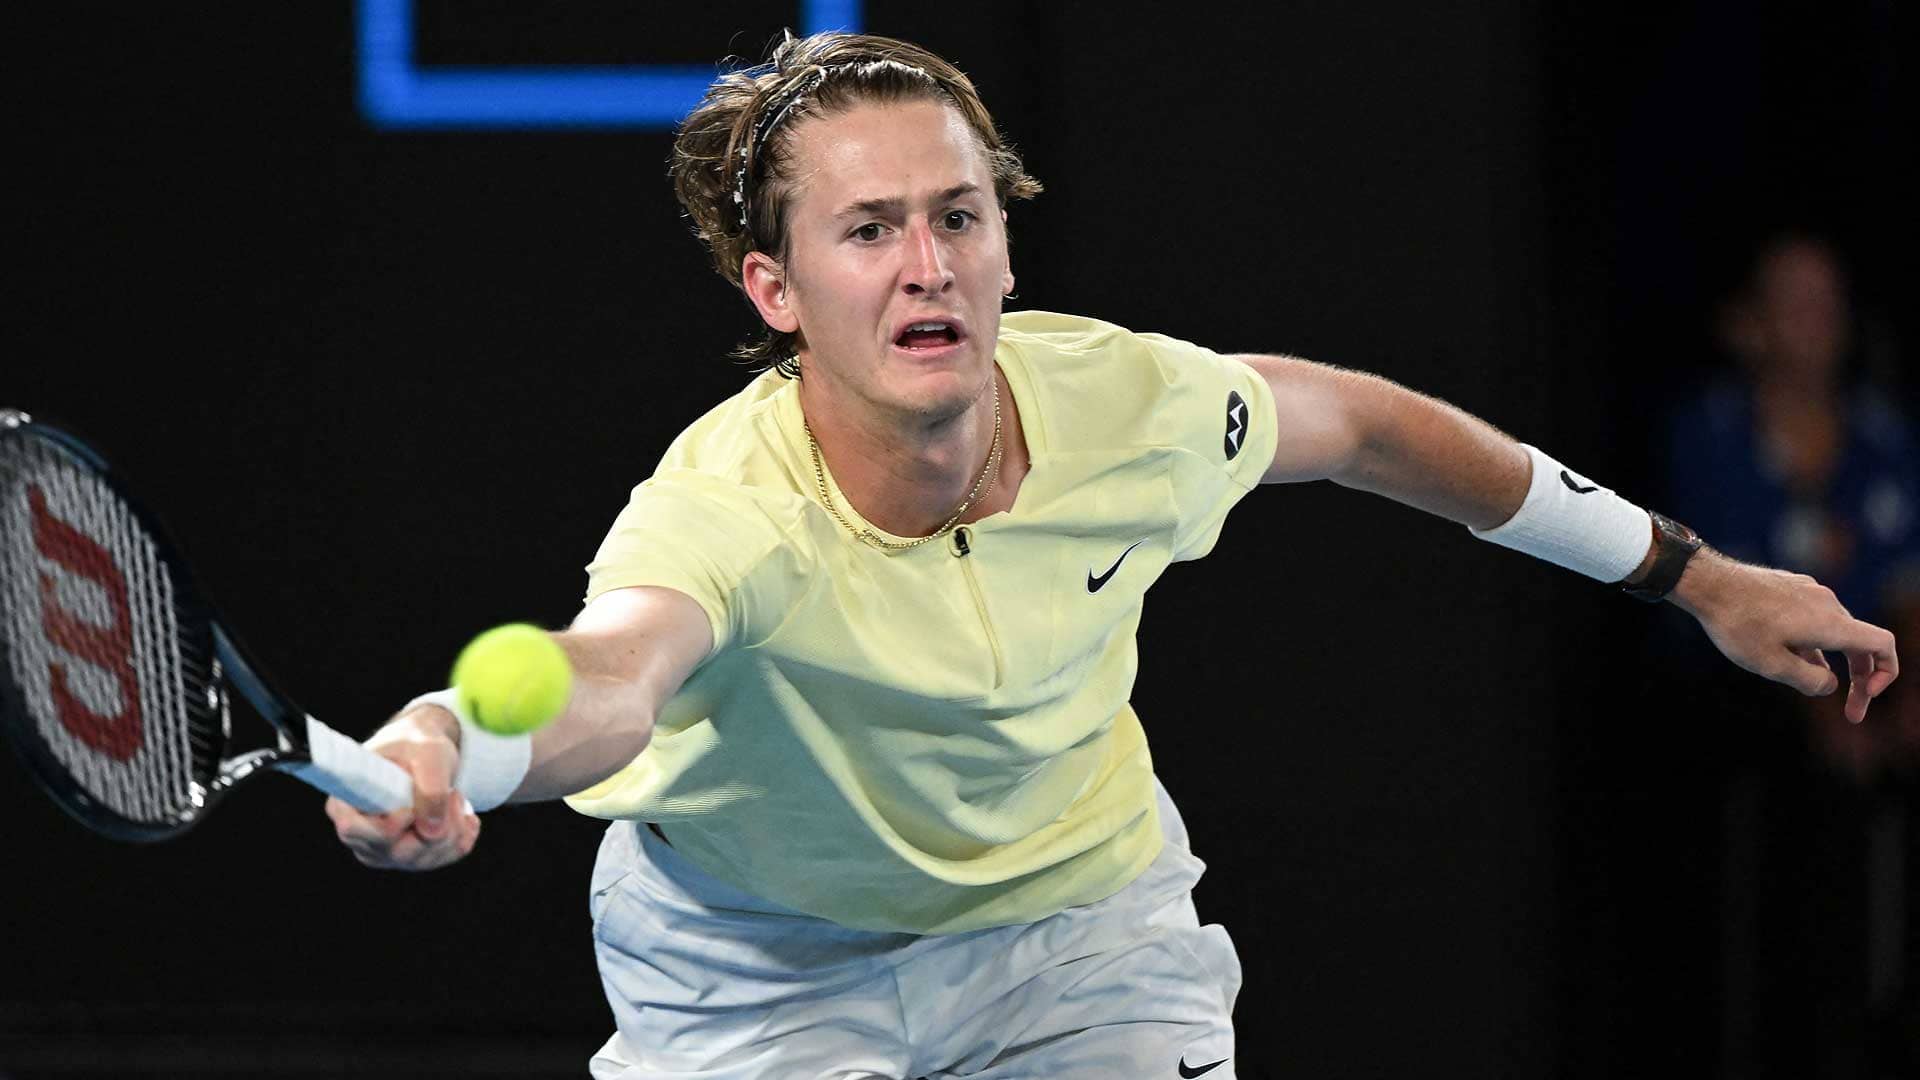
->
[[1179, 1057, 1229, 1077], [1087, 538, 1149, 593], [1560, 469, 1598, 494]]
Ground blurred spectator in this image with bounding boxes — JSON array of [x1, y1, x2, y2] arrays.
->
[[1667, 230, 1920, 782], [1661, 227, 1919, 1079]]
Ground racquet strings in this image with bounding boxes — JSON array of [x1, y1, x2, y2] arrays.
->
[[0, 433, 224, 830]]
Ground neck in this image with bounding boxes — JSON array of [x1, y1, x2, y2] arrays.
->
[[801, 369, 1003, 537]]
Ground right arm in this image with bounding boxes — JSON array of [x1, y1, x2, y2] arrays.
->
[[517, 585, 714, 801], [326, 585, 713, 870]]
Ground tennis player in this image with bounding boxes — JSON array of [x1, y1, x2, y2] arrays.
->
[[326, 32, 1900, 1079]]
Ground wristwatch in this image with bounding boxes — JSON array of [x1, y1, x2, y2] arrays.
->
[[1621, 511, 1703, 603]]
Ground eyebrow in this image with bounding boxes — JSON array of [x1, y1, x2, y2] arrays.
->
[[833, 183, 984, 220]]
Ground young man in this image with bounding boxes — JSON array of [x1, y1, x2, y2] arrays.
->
[[327, 33, 1899, 1079]]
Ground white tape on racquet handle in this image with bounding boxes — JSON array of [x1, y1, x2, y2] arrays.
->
[[283, 716, 415, 813]]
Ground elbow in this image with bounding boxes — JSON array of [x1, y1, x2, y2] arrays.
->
[[1318, 374, 1393, 489], [1323, 430, 1385, 491], [533, 704, 655, 795]]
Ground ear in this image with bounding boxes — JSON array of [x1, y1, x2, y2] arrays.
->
[[742, 251, 799, 334], [1000, 210, 1016, 297]]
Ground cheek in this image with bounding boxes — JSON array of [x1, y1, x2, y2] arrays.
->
[[807, 277, 888, 338], [803, 250, 889, 304], [792, 262, 878, 332]]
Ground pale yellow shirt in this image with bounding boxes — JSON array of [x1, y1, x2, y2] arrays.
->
[[566, 311, 1278, 933]]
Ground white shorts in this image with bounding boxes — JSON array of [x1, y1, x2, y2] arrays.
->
[[586, 774, 1242, 1079]]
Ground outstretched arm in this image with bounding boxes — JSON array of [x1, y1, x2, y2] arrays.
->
[[514, 585, 714, 801], [1231, 353, 1899, 723], [325, 585, 712, 870]]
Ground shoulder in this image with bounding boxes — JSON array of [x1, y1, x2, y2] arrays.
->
[[632, 370, 822, 529], [997, 309, 1142, 355], [997, 309, 1254, 454], [998, 309, 1214, 375], [605, 370, 815, 552], [655, 368, 798, 481]]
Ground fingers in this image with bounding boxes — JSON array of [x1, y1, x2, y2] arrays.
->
[[364, 800, 480, 870], [1844, 650, 1872, 724], [328, 794, 481, 871], [366, 718, 458, 839], [1783, 647, 1839, 698], [332, 705, 467, 868], [1828, 620, 1899, 680], [1781, 615, 1897, 723], [399, 797, 480, 871], [1800, 619, 1899, 724], [327, 708, 471, 871], [1842, 643, 1902, 726], [1764, 635, 1898, 726], [413, 761, 452, 841], [418, 802, 481, 870], [327, 796, 410, 866]]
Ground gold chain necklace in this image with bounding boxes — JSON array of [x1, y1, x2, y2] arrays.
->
[[805, 384, 1003, 550]]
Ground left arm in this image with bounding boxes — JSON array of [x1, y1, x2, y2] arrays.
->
[[1230, 353, 1900, 722], [1234, 353, 1531, 529]]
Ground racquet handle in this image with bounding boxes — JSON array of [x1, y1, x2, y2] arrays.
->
[[283, 716, 415, 813]]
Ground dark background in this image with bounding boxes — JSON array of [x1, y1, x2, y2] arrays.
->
[[4, 2, 1913, 1077]]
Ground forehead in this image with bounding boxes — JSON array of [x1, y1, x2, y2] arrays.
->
[[1760, 242, 1842, 294], [782, 100, 991, 211]]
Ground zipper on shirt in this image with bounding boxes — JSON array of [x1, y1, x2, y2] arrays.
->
[[948, 526, 1004, 687]]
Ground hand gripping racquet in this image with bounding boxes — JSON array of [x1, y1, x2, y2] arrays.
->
[[0, 409, 413, 841]]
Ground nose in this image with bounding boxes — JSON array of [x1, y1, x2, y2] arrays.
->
[[901, 218, 954, 296]]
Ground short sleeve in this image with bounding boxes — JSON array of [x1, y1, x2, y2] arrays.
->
[[1130, 332, 1279, 561], [584, 470, 813, 656]]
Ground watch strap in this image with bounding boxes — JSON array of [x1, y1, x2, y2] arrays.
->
[[1621, 511, 1702, 603]]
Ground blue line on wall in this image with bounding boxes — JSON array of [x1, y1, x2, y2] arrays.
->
[[357, 0, 864, 130]]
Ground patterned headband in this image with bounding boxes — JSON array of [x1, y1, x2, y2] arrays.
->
[[731, 59, 936, 236]]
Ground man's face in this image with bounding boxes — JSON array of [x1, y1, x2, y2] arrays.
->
[[767, 100, 1013, 428], [1755, 241, 1850, 380]]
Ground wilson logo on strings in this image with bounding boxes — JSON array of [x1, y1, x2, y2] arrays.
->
[[28, 485, 144, 760]]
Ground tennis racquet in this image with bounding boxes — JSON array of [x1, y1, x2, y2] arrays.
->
[[0, 408, 413, 841]]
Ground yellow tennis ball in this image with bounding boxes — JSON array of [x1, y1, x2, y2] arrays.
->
[[450, 623, 572, 736]]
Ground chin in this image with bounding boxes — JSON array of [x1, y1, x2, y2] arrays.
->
[[887, 355, 990, 422]]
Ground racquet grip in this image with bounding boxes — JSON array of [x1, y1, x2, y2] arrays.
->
[[284, 716, 415, 813]]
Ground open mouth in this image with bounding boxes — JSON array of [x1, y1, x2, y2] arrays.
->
[[895, 322, 962, 350]]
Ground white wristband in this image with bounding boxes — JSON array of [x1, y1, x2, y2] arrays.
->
[[1469, 444, 1652, 583], [404, 688, 532, 813]]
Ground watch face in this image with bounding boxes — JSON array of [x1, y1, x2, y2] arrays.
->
[[1654, 512, 1701, 547], [1624, 511, 1704, 602]]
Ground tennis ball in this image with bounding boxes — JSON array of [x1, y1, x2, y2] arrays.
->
[[450, 623, 572, 736]]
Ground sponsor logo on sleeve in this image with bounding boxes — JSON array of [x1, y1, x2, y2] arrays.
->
[[1224, 390, 1248, 460]]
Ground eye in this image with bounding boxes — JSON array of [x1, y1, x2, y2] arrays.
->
[[852, 222, 885, 243], [941, 210, 976, 231]]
